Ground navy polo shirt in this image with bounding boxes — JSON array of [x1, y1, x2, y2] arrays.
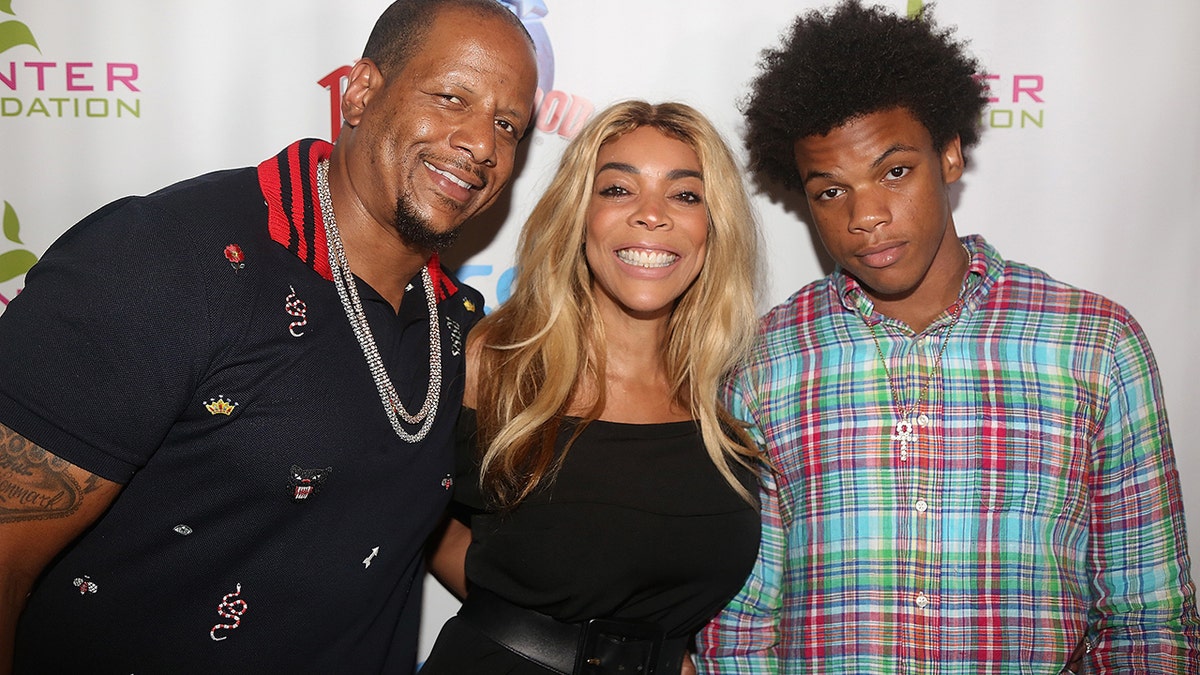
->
[[0, 140, 483, 672]]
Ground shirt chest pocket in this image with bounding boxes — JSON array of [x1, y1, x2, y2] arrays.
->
[[973, 407, 1088, 516]]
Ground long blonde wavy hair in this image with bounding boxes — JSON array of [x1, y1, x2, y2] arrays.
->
[[472, 100, 763, 509]]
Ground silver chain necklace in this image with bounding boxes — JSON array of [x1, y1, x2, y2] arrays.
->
[[317, 159, 442, 443], [867, 299, 964, 463]]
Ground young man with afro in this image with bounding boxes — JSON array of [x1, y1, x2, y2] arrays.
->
[[697, 1, 1199, 672]]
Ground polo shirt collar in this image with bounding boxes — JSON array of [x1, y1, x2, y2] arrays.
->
[[257, 139, 457, 302], [833, 234, 1002, 328]]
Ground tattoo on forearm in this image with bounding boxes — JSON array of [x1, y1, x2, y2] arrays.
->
[[0, 427, 83, 523], [80, 472, 105, 495]]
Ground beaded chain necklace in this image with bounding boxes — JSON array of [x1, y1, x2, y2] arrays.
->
[[317, 159, 442, 443], [866, 299, 963, 462], [865, 245, 971, 462]]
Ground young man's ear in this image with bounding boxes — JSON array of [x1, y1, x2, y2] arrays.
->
[[941, 134, 964, 184]]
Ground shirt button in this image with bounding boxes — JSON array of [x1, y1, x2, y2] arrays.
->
[[917, 413, 931, 427], [915, 593, 929, 609], [914, 499, 928, 513]]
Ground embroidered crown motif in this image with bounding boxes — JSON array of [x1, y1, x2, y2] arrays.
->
[[204, 396, 238, 416]]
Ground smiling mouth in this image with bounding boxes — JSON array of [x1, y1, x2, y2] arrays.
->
[[424, 161, 477, 190], [616, 248, 679, 268]]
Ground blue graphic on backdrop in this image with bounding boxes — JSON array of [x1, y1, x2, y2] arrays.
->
[[499, 0, 554, 95], [457, 264, 516, 314]]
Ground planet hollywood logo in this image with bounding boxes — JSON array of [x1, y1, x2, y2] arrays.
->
[[318, 0, 592, 143], [0, 2, 142, 119], [501, 0, 594, 141]]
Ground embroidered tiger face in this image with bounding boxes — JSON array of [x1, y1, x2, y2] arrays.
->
[[289, 465, 331, 501]]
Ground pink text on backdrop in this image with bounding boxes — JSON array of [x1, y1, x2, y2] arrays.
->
[[975, 73, 1044, 104], [0, 62, 140, 92]]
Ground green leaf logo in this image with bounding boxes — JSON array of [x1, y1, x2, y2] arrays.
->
[[0, 2, 38, 55], [3, 201, 22, 244], [0, 19, 37, 53], [0, 250, 37, 284], [0, 202, 38, 284]]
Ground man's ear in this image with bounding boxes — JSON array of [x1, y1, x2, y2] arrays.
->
[[941, 134, 964, 185], [341, 58, 382, 128]]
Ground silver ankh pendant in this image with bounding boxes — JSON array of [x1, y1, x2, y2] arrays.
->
[[893, 417, 916, 461]]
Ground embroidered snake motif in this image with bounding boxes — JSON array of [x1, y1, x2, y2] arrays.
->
[[210, 583, 248, 641], [285, 285, 308, 337]]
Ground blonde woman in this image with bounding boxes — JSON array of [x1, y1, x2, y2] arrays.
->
[[422, 100, 763, 675]]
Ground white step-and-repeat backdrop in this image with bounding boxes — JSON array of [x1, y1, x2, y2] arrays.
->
[[2, 0, 1197, 662]]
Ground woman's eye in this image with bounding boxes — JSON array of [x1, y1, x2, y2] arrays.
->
[[598, 185, 629, 197], [674, 191, 703, 204]]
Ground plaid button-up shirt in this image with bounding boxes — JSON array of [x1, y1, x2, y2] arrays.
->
[[698, 235, 1199, 674]]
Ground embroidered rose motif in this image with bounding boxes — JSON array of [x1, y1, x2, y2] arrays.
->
[[224, 244, 245, 270]]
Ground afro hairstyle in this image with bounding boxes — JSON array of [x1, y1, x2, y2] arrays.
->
[[741, 0, 989, 189]]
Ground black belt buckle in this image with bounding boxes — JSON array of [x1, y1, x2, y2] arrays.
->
[[574, 617, 665, 674]]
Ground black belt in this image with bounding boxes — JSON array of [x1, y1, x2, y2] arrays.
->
[[456, 588, 688, 675]]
